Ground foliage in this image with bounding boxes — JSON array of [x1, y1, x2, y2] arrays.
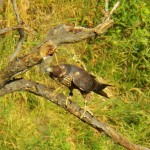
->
[[0, 0, 150, 149]]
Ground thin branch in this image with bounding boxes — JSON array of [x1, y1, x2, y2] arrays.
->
[[110, 1, 121, 15], [0, 79, 149, 150], [11, 0, 21, 23], [102, 0, 120, 21], [0, 26, 35, 35], [105, 0, 109, 12], [0, 26, 22, 35], [10, 0, 24, 61]]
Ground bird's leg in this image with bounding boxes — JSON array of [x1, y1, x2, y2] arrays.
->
[[80, 92, 94, 118], [65, 88, 73, 106], [81, 99, 93, 118]]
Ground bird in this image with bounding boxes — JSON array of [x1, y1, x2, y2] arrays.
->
[[46, 64, 111, 117]]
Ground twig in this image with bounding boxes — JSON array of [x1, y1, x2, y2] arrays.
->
[[0, 26, 35, 35], [105, 0, 109, 12], [0, 26, 22, 35], [0, 78, 149, 150], [110, 1, 121, 15], [103, 0, 120, 20], [10, 0, 24, 61]]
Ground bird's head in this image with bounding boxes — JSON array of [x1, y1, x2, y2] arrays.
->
[[46, 65, 66, 78]]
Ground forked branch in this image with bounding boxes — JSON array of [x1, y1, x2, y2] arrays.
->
[[0, 1, 120, 88], [0, 1, 149, 149]]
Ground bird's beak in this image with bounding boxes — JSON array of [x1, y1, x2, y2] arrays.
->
[[46, 67, 53, 73]]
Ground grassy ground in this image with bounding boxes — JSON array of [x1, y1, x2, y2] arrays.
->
[[0, 0, 150, 149]]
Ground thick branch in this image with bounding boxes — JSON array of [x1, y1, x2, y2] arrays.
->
[[0, 1, 119, 87], [0, 19, 113, 88], [0, 79, 149, 150]]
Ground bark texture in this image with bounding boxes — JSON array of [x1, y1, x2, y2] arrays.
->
[[0, 79, 149, 150]]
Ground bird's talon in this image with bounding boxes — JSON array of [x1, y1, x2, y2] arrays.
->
[[80, 109, 86, 118], [65, 98, 68, 106], [65, 95, 72, 107], [80, 113, 85, 119], [80, 106, 93, 118], [87, 110, 93, 116]]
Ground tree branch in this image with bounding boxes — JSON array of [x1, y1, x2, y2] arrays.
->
[[0, 1, 148, 150], [0, 26, 35, 35], [110, 1, 121, 15], [0, 78, 149, 150], [10, 0, 24, 61], [0, 1, 121, 88], [0, 19, 113, 88], [0, 26, 22, 35], [105, 0, 109, 12]]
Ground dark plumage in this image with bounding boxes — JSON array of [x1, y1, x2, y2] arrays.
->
[[46, 64, 111, 116]]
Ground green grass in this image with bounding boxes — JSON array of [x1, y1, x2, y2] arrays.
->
[[0, 0, 150, 149]]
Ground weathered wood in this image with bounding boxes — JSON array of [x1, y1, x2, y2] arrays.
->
[[1, 1, 148, 150], [0, 19, 113, 88], [0, 79, 149, 150]]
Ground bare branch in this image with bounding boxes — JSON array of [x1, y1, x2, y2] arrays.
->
[[0, 26, 36, 35], [0, 1, 118, 88], [101, 0, 120, 21], [0, 26, 22, 35], [0, 79, 149, 150], [110, 1, 121, 15], [0, 2, 148, 150], [10, 0, 24, 61], [105, 0, 109, 12], [0, 21, 113, 88]]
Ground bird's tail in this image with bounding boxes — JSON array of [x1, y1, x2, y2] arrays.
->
[[93, 82, 111, 98]]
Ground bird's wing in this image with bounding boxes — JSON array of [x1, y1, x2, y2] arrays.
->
[[61, 75, 73, 87], [73, 71, 96, 92]]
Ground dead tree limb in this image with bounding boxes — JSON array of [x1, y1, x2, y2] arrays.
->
[[0, 19, 113, 88], [0, 78, 149, 150], [10, 0, 24, 61], [0, 1, 120, 87], [0, 1, 149, 150]]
